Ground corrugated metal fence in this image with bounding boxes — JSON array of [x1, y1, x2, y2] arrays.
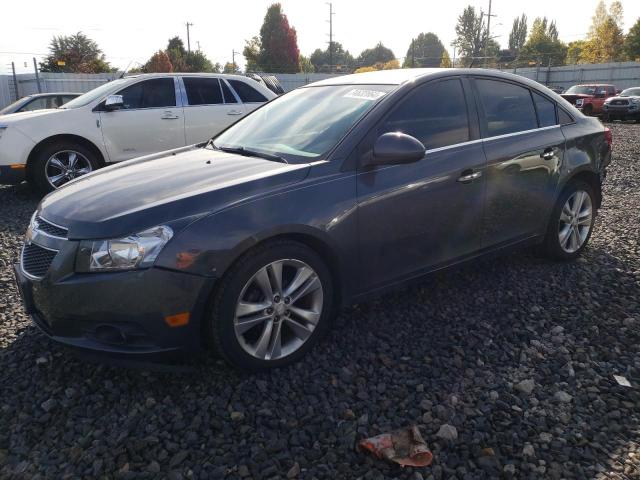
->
[[502, 62, 640, 90], [1, 63, 639, 109]]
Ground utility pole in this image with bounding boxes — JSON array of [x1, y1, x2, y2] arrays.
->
[[232, 49, 240, 73], [33, 57, 42, 93], [11, 62, 18, 101], [483, 0, 496, 68], [185, 22, 193, 53], [196, 41, 201, 51], [326, 3, 334, 73]]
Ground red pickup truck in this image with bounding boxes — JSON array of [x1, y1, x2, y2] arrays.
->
[[560, 84, 618, 115]]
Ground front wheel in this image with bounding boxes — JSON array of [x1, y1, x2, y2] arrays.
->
[[208, 240, 334, 370], [30, 141, 100, 194], [540, 180, 596, 261]]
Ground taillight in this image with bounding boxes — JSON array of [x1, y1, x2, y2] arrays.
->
[[604, 127, 612, 148]]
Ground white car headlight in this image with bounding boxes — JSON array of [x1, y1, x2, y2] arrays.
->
[[79, 225, 173, 272]]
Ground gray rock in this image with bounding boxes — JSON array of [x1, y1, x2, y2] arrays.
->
[[515, 379, 535, 395], [436, 424, 458, 441]]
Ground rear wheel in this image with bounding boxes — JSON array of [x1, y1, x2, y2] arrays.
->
[[540, 180, 596, 261], [208, 240, 334, 370], [30, 140, 100, 194]]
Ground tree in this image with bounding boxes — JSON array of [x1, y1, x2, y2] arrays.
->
[[517, 17, 567, 66], [581, 1, 626, 63], [403, 33, 445, 68], [354, 59, 399, 74], [625, 17, 640, 60], [298, 55, 315, 73], [309, 42, 355, 72], [144, 50, 173, 73], [243, 36, 262, 72], [257, 3, 300, 73], [566, 40, 588, 64], [223, 62, 240, 74], [440, 50, 452, 68], [184, 51, 219, 72], [508, 14, 528, 54], [356, 42, 395, 68], [40, 32, 112, 73], [167, 36, 188, 71], [452, 6, 487, 67]]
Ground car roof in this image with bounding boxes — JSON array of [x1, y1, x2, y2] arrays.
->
[[26, 92, 80, 98], [306, 68, 556, 90], [123, 72, 253, 80]]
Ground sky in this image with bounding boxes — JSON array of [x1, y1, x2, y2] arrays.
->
[[1, 0, 640, 74]]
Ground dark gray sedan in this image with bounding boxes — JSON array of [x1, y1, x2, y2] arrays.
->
[[14, 69, 611, 370]]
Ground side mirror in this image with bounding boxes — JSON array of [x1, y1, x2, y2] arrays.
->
[[370, 132, 426, 166], [104, 94, 124, 111]]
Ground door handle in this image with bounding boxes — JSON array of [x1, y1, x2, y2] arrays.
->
[[457, 170, 482, 183], [541, 147, 555, 160], [227, 110, 243, 116], [161, 111, 179, 120]]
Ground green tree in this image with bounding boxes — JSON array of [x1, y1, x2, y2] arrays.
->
[[581, 1, 626, 63], [243, 36, 262, 72], [403, 33, 445, 68], [223, 62, 240, 74], [565, 40, 588, 64], [440, 50, 452, 67], [144, 50, 173, 73], [40, 32, 112, 73], [309, 42, 355, 72], [298, 54, 315, 73], [452, 6, 487, 67], [166, 36, 188, 71], [625, 17, 640, 60], [517, 17, 567, 66], [184, 51, 218, 72], [356, 42, 395, 68], [508, 14, 528, 54], [257, 3, 300, 73]]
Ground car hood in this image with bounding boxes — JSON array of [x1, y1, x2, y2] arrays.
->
[[560, 93, 591, 104], [38, 146, 311, 239], [0, 108, 61, 123]]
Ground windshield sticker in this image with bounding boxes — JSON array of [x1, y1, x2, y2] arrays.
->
[[343, 89, 387, 101]]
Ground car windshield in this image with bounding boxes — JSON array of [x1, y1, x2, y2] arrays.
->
[[565, 85, 598, 95], [620, 88, 640, 97], [0, 97, 30, 115], [60, 78, 129, 109], [212, 84, 395, 163]]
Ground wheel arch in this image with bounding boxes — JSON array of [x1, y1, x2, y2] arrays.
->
[[565, 169, 602, 208], [26, 134, 106, 181]]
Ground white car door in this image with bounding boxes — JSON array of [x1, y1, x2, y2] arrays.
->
[[181, 77, 247, 145], [99, 77, 186, 162]]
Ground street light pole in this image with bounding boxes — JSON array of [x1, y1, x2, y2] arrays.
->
[[185, 22, 193, 53]]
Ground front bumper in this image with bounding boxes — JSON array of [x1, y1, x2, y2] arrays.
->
[[14, 263, 216, 360], [603, 104, 640, 118]]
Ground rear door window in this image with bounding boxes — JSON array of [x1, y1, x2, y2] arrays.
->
[[379, 78, 470, 150], [183, 77, 224, 105], [476, 79, 538, 137], [220, 80, 237, 103], [533, 92, 557, 127], [228, 79, 268, 103], [117, 78, 176, 109]]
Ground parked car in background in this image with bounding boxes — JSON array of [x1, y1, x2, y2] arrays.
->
[[0, 93, 80, 115], [0, 73, 276, 192], [560, 84, 618, 116], [246, 73, 285, 95], [603, 87, 640, 122], [14, 68, 611, 370]]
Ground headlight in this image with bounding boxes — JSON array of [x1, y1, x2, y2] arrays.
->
[[631, 98, 640, 104], [77, 225, 173, 272]]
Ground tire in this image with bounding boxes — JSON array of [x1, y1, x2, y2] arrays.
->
[[208, 240, 334, 371], [540, 180, 596, 261], [30, 140, 100, 194], [582, 104, 593, 116]]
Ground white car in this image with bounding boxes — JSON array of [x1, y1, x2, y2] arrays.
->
[[0, 73, 276, 192]]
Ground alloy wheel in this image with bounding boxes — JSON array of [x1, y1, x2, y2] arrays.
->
[[45, 150, 93, 188], [234, 259, 324, 361], [558, 190, 593, 253]]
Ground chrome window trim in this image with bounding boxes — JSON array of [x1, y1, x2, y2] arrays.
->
[[480, 124, 560, 143]]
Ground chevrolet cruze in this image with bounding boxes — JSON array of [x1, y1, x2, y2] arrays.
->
[[14, 69, 612, 370]]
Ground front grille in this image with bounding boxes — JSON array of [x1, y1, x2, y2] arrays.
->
[[21, 243, 58, 278], [35, 216, 68, 238], [611, 100, 629, 106]]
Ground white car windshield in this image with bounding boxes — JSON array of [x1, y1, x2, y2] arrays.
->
[[213, 84, 395, 163], [60, 78, 129, 109], [620, 88, 640, 97]]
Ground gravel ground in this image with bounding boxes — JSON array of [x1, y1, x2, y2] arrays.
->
[[1, 123, 639, 480]]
